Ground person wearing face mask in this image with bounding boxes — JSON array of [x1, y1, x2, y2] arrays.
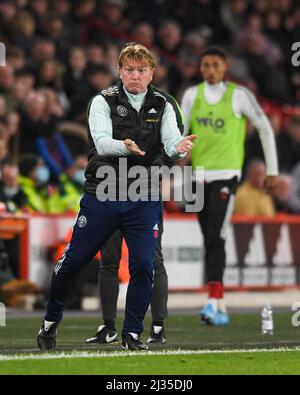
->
[[72, 168, 85, 186], [51, 155, 87, 213], [18, 154, 50, 213], [0, 162, 27, 213]]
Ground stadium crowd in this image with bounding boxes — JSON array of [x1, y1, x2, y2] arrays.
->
[[1, 0, 300, 304]]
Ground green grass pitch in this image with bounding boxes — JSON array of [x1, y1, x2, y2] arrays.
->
[[0, 311, 300, 374]]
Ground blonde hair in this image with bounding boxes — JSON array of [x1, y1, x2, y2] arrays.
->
[[118, 43, 156, 69], [13, 11, 35, 35]]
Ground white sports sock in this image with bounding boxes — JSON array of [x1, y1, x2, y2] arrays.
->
[[218, 299, 227, 313], [44, 320, 56, 331], [128, 332, 138, 340]]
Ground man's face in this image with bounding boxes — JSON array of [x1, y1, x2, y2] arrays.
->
[[200, 55, 227, 85], [2, 165, 18, 187], [119, 59, 154, 94], [89, 72, 113, 91], [248, 163, 266, 190]]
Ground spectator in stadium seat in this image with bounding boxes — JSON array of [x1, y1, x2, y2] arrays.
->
[[63, 46, 87, 105], [151, 52, 171, 93], [18, 153, 50, 213], [0, 96, 6, 118], [84, 0, 128, 47], [274, 165, 300, 214], [73, 0, 96, 21], [0, 64, 16, 112], [6, 111, 21, 163], [28, 38, 56, 76], [12, 70, 36, 108], [19, 90, 74, 178], [91, 62, 113, 90], [227, 52, 252, 85], [85, 44, 106, 67], [0, 1, 17, 39], [17, 151, 83, 214], [241, 32, 290, 103], [39, 12, 74, 60], [36, 59, 64, 91], [68, 64, 115, 123], [179, 31, 206, 66], [234, 160, 275, 216], [28, 0, 49, 21], [54, 155, 87, 213], [220, 0, 248, 35], [0, 162, 27, 213], [245, 110, 300, 173], [11, 10, 37, 58], [27, 0, 50, 38], [264, 9, 291, 56], [105, 44, 122, 78], [181, 47, 278, 327], [97, 0, 127, 28], [6, 46, 26, 73], [156, 20, 182, 57], [131, 22, 154, 49], [0, 139, 8, 172], [36, 43, 194, 352], [272, 174, 294, 213], [174, 56, 199, 100], [276, 115, 300, 172], [188, 0, 226, 38], [235, 13, 283, 66], [51, 0, 72, 21]]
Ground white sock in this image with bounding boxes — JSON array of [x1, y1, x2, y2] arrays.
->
[[218, 299, 227, 313], [44, 320, 56, 331], [128, 332, 138, 340]]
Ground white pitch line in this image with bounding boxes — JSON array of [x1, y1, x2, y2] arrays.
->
[[0, 347, 300, 362]]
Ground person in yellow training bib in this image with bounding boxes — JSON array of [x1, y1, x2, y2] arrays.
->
[[181, 47, 279, 326]]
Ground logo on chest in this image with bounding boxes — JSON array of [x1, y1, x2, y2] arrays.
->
[[117, 105, 128, 117], [146, 108, 159, 123], [197, 112, 225, 133]]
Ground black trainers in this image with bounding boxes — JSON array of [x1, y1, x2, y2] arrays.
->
[[122, 333, 149, 351], [147, 326, 166, 344], [86, 325, 118, 344], [37, 320, 59, 351]]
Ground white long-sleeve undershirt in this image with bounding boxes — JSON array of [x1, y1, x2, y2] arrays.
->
[[181, 81, 279, 182]]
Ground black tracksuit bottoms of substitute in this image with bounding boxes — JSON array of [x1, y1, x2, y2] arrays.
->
[[196, 177, 238, 283], [45, 193, 162, 336]]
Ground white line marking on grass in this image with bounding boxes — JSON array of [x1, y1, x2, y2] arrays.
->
[[0, 347, 300, 362]]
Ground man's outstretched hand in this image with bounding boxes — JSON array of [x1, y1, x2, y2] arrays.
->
[[176, 135, 197, 154], [124, 139, 145, 156]]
